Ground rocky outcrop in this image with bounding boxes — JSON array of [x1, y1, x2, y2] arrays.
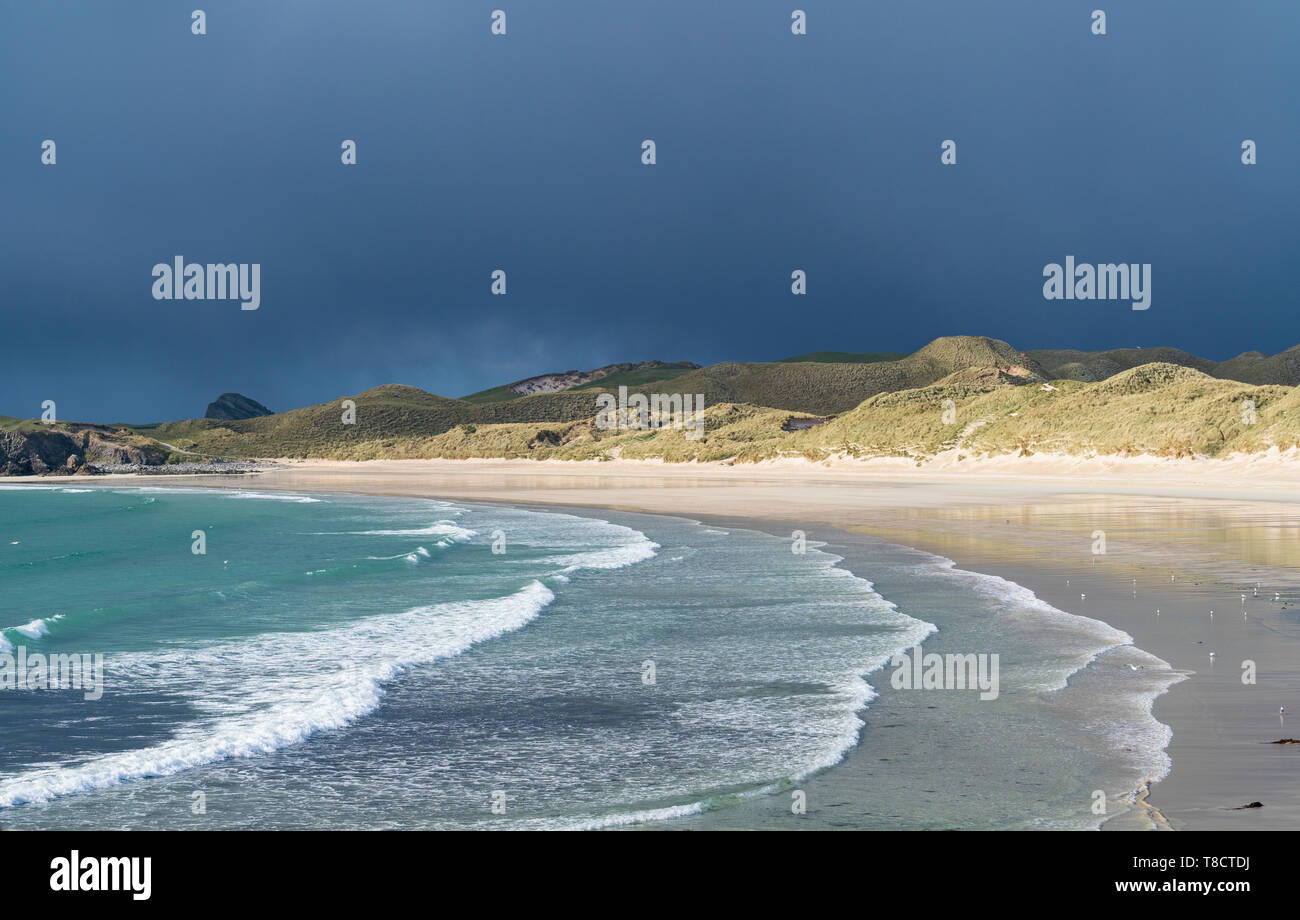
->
[[527, 429, 564, 449], [0, 428, 167, 476], [1, 429, 80, 476], [205, 393, 273, 420], [782, 416, 835, 432], [507, 362, 699, 397]]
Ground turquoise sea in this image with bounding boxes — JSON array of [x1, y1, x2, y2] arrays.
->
[[0, 485, 1180, 829]]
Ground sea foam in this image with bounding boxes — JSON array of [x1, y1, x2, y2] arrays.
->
[[0, 581, 556, 808]]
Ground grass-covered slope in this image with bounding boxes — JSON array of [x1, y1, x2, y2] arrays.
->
[[143, 385, 608, 458], [460, 338, 1043, 415], [395, 363, 1298, 464], [803, 364, 1298, 461], [380, 403, 797, 463], [114, 337, 1047, 457], [10, 336, 1300, 471], [126, 362, 1300, 465], [661, 337, 1044, 415], [1028, 344, 1300, 387]]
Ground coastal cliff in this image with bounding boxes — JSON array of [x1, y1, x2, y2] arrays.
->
[[0, 427, 167, 476]]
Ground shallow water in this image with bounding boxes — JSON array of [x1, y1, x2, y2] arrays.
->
[[0, 485, 1179, 829]]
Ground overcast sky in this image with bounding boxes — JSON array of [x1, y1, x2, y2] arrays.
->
[[3, 1, 1296, 422]]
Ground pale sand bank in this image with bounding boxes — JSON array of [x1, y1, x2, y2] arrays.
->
[[34, 449, 1300, 517]]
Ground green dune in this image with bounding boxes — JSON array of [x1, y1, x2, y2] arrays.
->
[[7, 336, 1300, 469]]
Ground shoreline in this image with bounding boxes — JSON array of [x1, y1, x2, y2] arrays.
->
[[6, 460, 1298, 829], [11, 445, 1300, 500], [641, 510, 1191, 830]]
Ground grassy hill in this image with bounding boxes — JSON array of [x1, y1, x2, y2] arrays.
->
[[118, 336, 1049, 457], [9, 336, 1300, 471], [804, 364, 1297, 461], [0, 415, 45, 435], [141, 385, 607, 459], [460, 341, 1300, 412], [1027, 344, 1300, 387], [1215, 345, 1300, 386], [659, 336, 1044, 414], [116, 360, 1300, 466], [352, 364, 1300, 465]]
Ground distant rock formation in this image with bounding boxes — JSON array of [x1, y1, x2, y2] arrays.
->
[[205, 393, 273, 420]]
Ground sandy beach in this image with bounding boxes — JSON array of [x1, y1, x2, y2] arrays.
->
[[14, 455, 1300, 829]]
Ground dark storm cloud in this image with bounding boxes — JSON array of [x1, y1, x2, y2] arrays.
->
[[1, 1, 1295, 421]]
